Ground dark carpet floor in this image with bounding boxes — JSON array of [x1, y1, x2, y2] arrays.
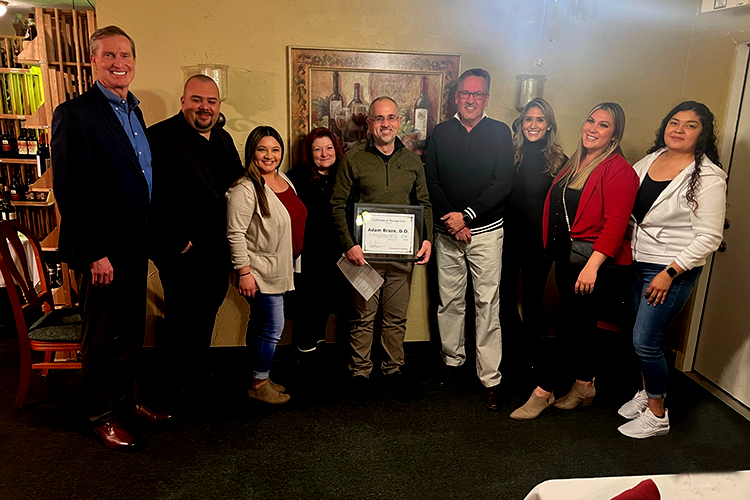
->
[[1, 324, 750, 500]]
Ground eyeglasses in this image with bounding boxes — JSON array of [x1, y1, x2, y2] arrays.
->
[[456, 90, 487, 100], [369, 114, 400, 123]]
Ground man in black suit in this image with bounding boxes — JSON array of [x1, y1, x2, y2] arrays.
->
[[52, 25, 170, 451], [149, 75, 244, 396]]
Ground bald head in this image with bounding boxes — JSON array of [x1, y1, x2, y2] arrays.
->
[[181, 75, 221, 134]]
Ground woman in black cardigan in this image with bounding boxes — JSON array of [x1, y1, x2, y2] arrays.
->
[[287, 127, 346, 366], [500, 98, 566, 382]]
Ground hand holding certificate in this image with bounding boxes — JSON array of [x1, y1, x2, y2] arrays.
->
[[353, 203, 425, 262]]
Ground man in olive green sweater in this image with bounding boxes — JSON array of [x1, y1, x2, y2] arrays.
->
[[331, 96, 433, 406]]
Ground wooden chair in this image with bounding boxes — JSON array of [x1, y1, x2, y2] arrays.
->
[[0, 220, 82, 408]]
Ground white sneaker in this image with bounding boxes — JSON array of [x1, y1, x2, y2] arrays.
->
[[618, 408, 670, 439], [618, 390, 649, 419]]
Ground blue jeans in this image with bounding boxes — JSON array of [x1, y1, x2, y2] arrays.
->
[[631, 262, 702, 399], [246, 293, 285, 380]]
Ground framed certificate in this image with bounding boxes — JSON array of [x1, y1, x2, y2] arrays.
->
[[353, 203, 425, 262]]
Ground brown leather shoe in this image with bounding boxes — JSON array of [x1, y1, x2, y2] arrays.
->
[[93, 418, 136, 450], [484, 385, 501, 411], [437, 366, 457, 389], [131, 404, 172, 423]]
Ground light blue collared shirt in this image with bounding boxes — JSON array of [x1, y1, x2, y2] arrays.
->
[[96, 81, 152, 199]]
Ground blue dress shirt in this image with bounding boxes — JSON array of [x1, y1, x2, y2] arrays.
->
[[95, 81, 153, 199]]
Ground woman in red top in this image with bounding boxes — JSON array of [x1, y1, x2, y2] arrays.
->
[[510, 102, 638, 420]]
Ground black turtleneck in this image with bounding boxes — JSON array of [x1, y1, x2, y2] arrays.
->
[[506, 138, 562, 246]]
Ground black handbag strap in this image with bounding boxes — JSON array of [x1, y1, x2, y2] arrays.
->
[[561, 181, 574, 242]]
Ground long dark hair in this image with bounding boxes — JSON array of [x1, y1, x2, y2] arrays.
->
[[511, 97, 565, 176], [647, 101, 721, 213], [243, 126, 284, 218], [295, 127, 344, 185]]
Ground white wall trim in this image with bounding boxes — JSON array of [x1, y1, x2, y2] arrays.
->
[[678, 42, 750, 372]]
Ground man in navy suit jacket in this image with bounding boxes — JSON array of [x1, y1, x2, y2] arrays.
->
[[52, 25, 170, 451]]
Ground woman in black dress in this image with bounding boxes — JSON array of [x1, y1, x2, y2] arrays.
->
[[287, 127, 346, 366], [500, 98, 566, 379]]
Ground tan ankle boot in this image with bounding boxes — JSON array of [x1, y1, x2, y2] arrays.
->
[[510, 392, 555, 420], [247, 383, 291, 405], [553, 380, 595, 410], [268, 379, 286, 393]]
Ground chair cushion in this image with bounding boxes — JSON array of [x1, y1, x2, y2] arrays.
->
[[28, 308, 82, 343]]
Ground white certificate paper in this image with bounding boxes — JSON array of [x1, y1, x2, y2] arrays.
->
[[361, 212, 415, 255], [337, 255, 384, 301]]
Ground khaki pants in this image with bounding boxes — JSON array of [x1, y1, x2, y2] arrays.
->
[[436, 228, 503, 387], [349, 260, 414, 377]]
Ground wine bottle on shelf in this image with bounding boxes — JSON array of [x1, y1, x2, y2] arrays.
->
[[3, 184, 16, 220], [0, 184, 6, 221], [27, 129, 38, 158], [328, 72, 344, 138], [36, 130, 49, 177], [9, 174, 21, 201], [24, 167, 36, 200], [17, 129, 29, 158], [413, 76, 431, 148], [1, 123, 16, 158]]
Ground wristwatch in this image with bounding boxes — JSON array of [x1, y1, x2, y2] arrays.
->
[[666, 267, 678, 278], [462, 213, 471, 225]]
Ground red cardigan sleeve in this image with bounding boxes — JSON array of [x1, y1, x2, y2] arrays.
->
[[581, 155, 638, 263]]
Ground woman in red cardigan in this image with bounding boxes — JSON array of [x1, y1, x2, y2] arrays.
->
[[510, 102, 639, 420]]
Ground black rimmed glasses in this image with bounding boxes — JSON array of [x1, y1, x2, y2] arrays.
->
[[369, 114, 400, 123], [456, 90, 487, 100]]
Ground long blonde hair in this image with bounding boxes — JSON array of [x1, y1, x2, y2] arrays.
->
[[557, 102, 626, 190], [511, 97, 565, 176]]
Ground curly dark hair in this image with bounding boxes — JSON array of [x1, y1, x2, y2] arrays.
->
[[647, 101, 722, 213], [294, 127, 344, 185]]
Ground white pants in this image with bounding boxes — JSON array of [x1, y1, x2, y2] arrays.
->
[[436, 228, 503, 388]]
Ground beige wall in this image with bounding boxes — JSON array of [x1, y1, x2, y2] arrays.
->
[[97, 0, 750, 159], [99, 0, 750, 344]]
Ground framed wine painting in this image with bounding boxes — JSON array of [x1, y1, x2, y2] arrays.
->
[[288, 47, 461, 164]]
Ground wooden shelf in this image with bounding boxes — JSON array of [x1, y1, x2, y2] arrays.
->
[[0, 68, 31, 74], [0, 114, 33, 120], [41, 225, 58, 251], [12, 199, 53, 208], [11, 187, 55, 207], [0, 158, 38, 164], [30, 167, 52, 191], [50, 61, 92, 67], [17, 37, 44, 65]]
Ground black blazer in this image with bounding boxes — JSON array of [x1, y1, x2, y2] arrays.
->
[[148, 111, 243, 264], [51, 84, 151, 272]]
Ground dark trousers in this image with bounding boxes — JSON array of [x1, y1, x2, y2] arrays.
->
[[156, 247, 229, 381], [77, 258, 148, 421], [349, 261, 413, 377], [500, 240, 553, 372], [538, 259, 613, 394], [291, 264, 345, 352]]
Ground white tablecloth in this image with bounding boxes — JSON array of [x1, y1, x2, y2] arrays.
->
[[0, 235, 40, 288], [524, 471, 750, 500]]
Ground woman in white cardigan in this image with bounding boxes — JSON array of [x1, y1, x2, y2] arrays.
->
[[617, 101, 726, 438], [226, 126, 307, 405]]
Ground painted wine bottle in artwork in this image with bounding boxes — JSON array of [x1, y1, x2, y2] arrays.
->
[[348, 82, 368, 142], [413, 76, 430, 150], [328, 72, 344, 138]]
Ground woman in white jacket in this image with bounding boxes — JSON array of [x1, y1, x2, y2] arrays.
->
[[226, 126, 307, 405], [617, 101, 726, 438]]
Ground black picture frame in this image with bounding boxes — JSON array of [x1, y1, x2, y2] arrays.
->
[[353, 203, 425, 262]]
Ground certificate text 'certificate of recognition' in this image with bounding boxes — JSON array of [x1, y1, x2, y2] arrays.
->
[[361, 212, 415, 255]]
